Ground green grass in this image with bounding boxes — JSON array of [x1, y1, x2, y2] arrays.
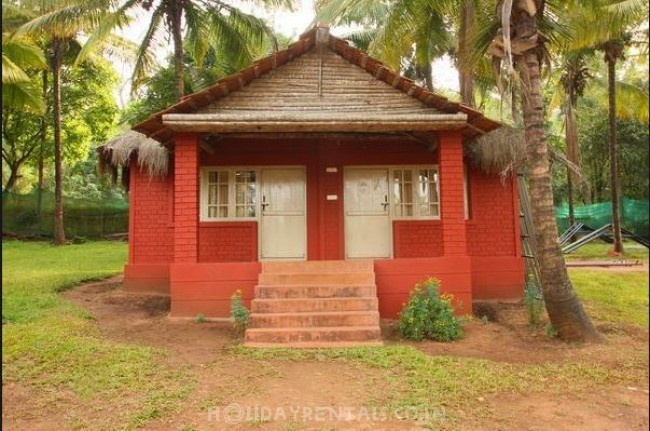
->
[[564, 241, 649, 261], [570, 269, 649, 328], [2, 240, 191, 430], [230, 344, 647, 425]]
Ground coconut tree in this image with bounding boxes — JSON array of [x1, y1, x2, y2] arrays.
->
[[486, 0, 603, 341], [12, 0, 116, 244], [566, 0, 647, 253], [316, 0, 455, 92], [88, 0, 294, 103]]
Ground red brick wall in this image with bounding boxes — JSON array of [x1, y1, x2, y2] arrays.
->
[[466, 167, 518, 256], [439, 132, 468, 256], [130, 162, 174, 264], [393, 221, 443, 258], [174, 134, 199, 263], [199, 222, 257, 262]]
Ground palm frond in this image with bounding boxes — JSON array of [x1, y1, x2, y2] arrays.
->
[[2, 80, 45, 112], [131, 3, 165, 93]]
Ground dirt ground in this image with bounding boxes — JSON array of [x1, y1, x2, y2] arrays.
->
[[3, 273, 649, 431]]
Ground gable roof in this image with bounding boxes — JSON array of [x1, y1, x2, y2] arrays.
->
[[133, 25, 501, 144]]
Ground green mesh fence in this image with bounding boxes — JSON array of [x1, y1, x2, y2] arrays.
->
[[2, 191, 128, 238], [556, 198, 650, 239]]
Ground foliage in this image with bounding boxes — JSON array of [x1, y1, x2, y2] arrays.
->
[[2, 190, 128, 237], [524, 283, 545, 327], [579, 113, 649, 202], [397, 278, 463, 342], [2, 57, 119, 193], [230, 289, 250, 337]]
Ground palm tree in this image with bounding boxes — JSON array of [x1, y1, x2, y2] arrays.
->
[[487, 0, 602, 341], [567, 0, 647, 254], [92, 0, 294, 103], [317, 0, 454, 92], [12, 0, 115, 244]]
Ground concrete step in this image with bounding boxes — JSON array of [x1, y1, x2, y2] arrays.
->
[[244, 326, 381, 344], [258, 272, 375, 285], [262, 260, 374, 274], [244, 340, 384, 348], [255, 284, 376, 299], [248, 311, 379, 328], [251, 297, 378, 313]]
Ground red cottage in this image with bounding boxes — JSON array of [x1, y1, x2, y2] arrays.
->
[[122, 26, 524, 345]]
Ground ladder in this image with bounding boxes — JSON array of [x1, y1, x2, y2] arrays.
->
[[517, 173, 543, 300]]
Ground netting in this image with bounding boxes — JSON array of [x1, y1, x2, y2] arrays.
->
[[556, 198, 650, 239], [2, 191, 128, 238]]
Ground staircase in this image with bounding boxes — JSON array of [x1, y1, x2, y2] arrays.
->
[[244, 260, 383, 348]]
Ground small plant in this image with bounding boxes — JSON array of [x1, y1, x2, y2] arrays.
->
[[524, 282, 544, 327], [230, 290, 250, 337], [545, 323, 558, 338], [397, 278, 463, 342], [195, 313, 206, 324]]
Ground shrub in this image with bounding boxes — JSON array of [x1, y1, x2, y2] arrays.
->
[[397, 278, 463, 342], [230, 290, 250, 337], [524, 281, 545, 327]]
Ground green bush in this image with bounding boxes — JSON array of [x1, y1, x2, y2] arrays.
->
[[397, 278, 463, 342], [524, 281, 545, 327], [230, 290, 250, 337]]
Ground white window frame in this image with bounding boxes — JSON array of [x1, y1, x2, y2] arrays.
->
[[389, 165, 441, 220], [200, 167, 260, 221]]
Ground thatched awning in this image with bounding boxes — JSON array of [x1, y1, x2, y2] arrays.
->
[[465, 127, 526, 175], [466, 126, 582, 178], [97, 131, 169, 187]]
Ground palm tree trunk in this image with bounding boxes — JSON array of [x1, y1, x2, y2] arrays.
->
[[565, 99, 580, 240], [517, 27, 600, 341], [458, 0, 475, 107], [171, 0, 184, 102], [606, 53, 623, 253], [51, 39, 66, 245], [38, 70, 48, 221]]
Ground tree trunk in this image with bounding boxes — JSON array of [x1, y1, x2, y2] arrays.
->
[[51, 39, 66, 245], [516, 15, 600, 342], [2, 164, 19, 198], [567, 168, 575, 233], [171, 0, 184, 102], [458, 0, 475, 107], [565, 98, 580, 240], [38, 70, 48, 220], [606, 52, 623, 254]]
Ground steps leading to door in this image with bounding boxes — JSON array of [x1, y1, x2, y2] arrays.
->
[[244, 260, 382, 348]]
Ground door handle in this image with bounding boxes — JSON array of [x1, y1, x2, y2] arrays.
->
[[381, 195, 389, 210], [261, 195, 270, 211]]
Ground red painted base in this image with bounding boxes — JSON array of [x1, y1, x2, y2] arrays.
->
[[123, 264, 170, 294], [123, 256, 524, 318]]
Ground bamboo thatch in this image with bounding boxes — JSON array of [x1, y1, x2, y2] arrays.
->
[[97, 131, 169, 189], [466, 126, 526, 175], [467, 126, 583, 180]]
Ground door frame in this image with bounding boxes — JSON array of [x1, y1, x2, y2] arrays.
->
[[258, 166, 308, 261], [343, 166, 394, 259]]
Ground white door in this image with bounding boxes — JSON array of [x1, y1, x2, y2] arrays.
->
[[344, 168, 391, 258], [260, 168, 306, 260]]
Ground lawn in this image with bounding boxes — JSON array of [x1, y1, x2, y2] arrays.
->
[[2, 240, 191, 430], [570, 269, 649, 327], [2, 240, 648, 431], [564, 240, 649, 261]]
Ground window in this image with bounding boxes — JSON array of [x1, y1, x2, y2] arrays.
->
[[202, 168, 257, 220], [391, 166, 440, 219]]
